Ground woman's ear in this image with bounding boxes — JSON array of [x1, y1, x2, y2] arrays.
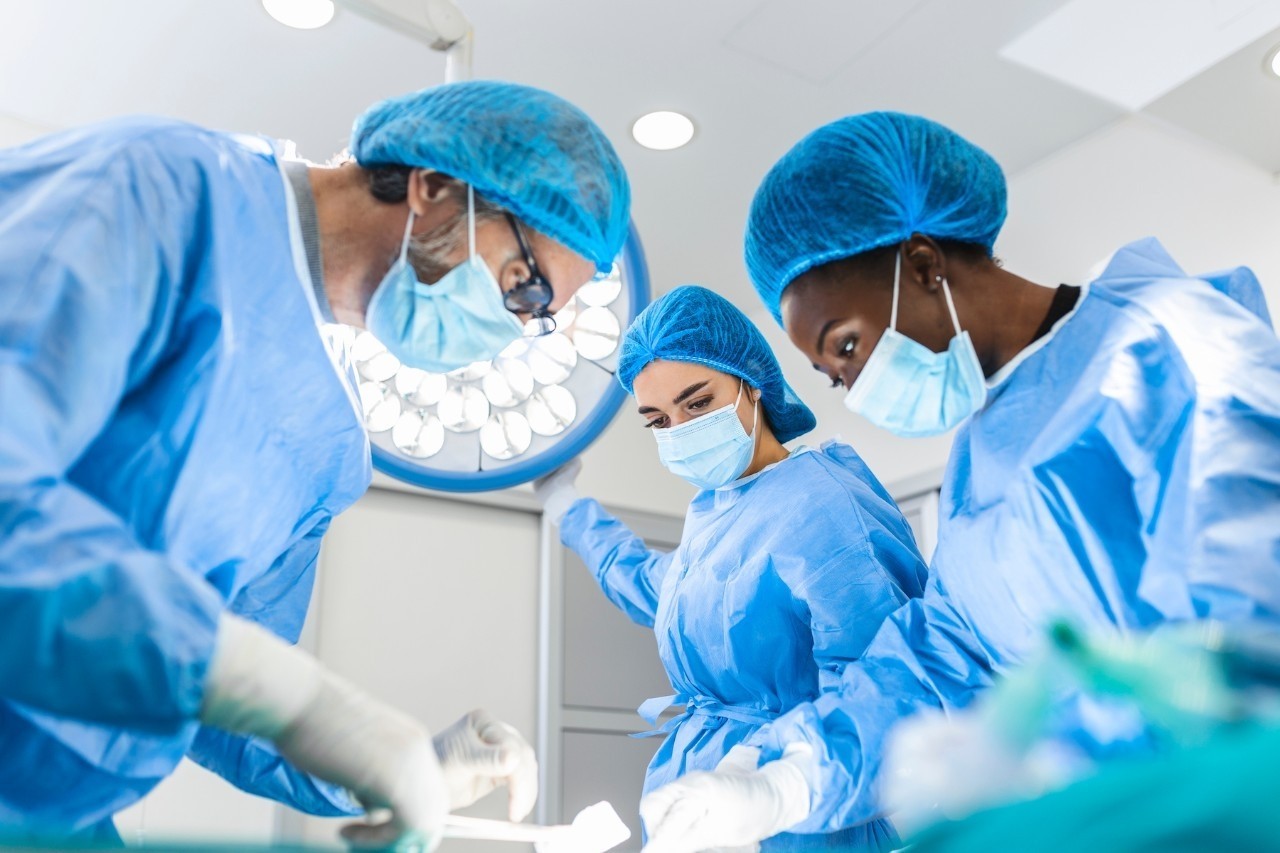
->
[[904, 234, 945, 293]]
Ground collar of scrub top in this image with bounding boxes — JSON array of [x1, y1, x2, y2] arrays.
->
[[282, 160, 333, 324], [984, 279, 1092, 391], [706, 444, 813, 509]]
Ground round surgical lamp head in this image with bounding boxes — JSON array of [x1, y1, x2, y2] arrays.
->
[[351, 223, 650, 492]]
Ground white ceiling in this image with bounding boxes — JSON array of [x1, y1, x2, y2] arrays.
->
[[1, 0, 1277, 312]]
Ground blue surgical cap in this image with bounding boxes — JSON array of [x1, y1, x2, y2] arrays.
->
[[745, 111, 1007, 323], [618, 285, 816, 444], [352, 80, 631, 273]]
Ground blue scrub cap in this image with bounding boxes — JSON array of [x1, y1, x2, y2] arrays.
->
[[351, 80, 631, 273], [618, 285, 817, 444], [745, 111, 1007, 323]]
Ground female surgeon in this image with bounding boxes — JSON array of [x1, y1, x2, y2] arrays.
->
[[533, 285, 928, 852], [638, 112, 1280, 853]]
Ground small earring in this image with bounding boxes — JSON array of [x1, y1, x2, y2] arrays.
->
[[935, 275, 943, 282]]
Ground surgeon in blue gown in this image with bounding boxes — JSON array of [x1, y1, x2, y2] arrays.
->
[[533, 285, 928, 852], [0, 81, 630, 844], [638, 112, 1280, 853]]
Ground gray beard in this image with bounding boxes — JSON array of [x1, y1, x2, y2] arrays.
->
[[404, 215, 464, 285]]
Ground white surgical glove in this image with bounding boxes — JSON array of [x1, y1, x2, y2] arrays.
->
[[532, 458, 582, 525], [640, 744, 813, 853], [201, 614, 449, 850], [433, 709, 539, 821]]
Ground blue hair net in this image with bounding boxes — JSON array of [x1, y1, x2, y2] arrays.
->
[[745, 111, 1007, 323], [618, 285, 816, 444], [352, 80, 630, 273]]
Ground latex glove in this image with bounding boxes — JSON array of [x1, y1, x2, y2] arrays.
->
[[433, 709, 539, 821], [640, 744, 813, 853], [532, 458, 582, 525], [201, 614, 449, 850]]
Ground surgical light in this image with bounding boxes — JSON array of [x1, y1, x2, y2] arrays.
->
[[351, 226, 650, 492], [631, 111, 695, 151], [261, 0, 335, 30]]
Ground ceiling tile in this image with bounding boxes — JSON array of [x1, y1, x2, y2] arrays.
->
[[1146, 26, 1280, 172], [722, 0, 928, 84]]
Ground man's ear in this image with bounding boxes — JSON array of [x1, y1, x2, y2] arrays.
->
[[407, 169, 456, 215]]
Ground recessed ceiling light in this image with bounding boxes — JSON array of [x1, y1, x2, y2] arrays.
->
[[1267, 44, 1280, 79], [631, 111, 695, 151], [262, 0, 335, 30]]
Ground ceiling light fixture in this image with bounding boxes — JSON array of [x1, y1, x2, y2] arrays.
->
[[1267, 44, 1280, 79], [631, 111, 695, 151], [262, 0, 335, 30]]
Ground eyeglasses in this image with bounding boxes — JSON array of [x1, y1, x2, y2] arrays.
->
[[503, 213, 556, 336]]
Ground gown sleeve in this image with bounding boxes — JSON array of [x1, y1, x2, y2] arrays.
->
[[0, 142, 225, 731], [746, 576, 994, 832], [558, 497, 676, 628], [1126, 272, 1280, 622], [775, 504, 926, 691], [186, 520, 359, 815]]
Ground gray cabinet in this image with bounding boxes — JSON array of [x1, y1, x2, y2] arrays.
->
[[538, 508, 684, 850], [896, 489, 940, 563]]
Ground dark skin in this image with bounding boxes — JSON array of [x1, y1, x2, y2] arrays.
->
[[780, 234, 1057, 391]]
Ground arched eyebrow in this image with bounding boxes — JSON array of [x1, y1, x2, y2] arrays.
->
[[816, 319, 840, 354], [637, 380, 711, 415], [672, 380, 710, 405]]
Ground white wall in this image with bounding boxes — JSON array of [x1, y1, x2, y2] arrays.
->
[[0, 111, 53, 147], [1000, 114, 1280, 308], [113, 761, 280, 845]]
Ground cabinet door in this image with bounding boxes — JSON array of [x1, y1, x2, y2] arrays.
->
[[562, 546, 674, 711], [897, 489, 940, 563], [541, 508, 684, 846], [562, 730, 663, 851]]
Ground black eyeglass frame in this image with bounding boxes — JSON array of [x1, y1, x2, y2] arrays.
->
[[503, 213, 557, 336]]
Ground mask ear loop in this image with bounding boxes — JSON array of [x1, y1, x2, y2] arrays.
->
[[738, 379, 761, 442], [467, 184, 477, 262], [398, 208, 415, 265], [750, 387, 760, 439], [890, 249, 902, 332], [939, 275, 964, 336]]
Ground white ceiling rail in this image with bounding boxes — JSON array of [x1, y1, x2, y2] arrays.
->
[[336, 0, 474, 81]]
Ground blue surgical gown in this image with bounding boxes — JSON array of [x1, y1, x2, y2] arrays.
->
[[560, 442, 928, 851], [745, 238, 1280, 833], [0, 118, 372, 838]]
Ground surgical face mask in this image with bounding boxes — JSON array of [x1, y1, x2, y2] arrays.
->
[[653, 381, 759, 490], [842, 253, 987, 438], [366, 185, 524, 373]]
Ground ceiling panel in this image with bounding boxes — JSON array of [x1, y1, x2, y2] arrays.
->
[[0, 0, 447, 157], [722, 0, 929, 83], [1000, 0, 1280, 110], [1145, 26, 1280, 173], [2, 0, 1269, 314]]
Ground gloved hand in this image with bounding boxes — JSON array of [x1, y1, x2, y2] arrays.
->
[[532, 458, 583, 525], [640, 744, 813, 853], [433, 709, 539, 821], [201, 614, 449, 850]]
